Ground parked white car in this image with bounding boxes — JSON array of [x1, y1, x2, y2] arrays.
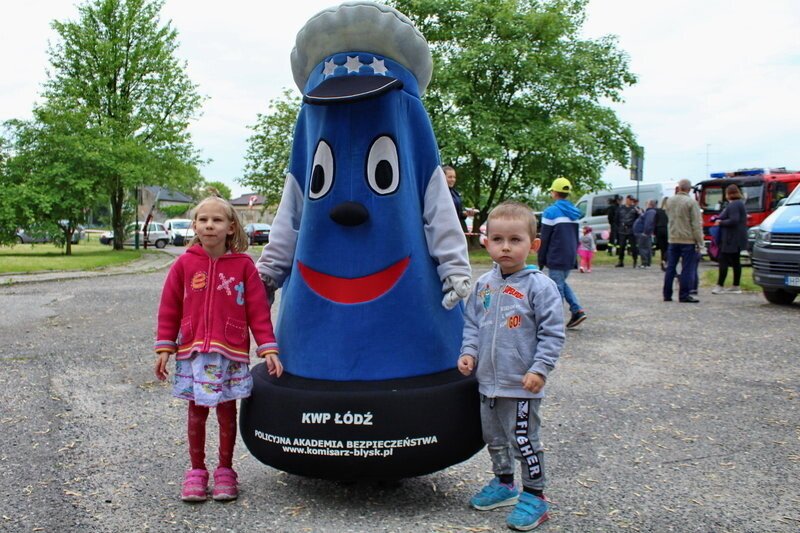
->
[[100, 222, 170, 248], [164, 218, 194, 246]]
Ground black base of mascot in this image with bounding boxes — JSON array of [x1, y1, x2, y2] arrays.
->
[[241, 364, 483, 480]]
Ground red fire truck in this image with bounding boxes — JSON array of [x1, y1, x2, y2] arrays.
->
[[695, 168, 800, 258]]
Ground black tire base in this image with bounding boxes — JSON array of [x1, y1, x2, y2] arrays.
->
[[240, 364, 484, 480]]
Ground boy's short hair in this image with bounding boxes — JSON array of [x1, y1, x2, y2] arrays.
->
[[486, 201, 537, 239]]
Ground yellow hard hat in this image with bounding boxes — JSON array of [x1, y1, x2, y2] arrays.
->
[[550, 177, 572, 194]]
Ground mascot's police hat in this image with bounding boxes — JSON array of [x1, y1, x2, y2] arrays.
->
[[290, 1, 433, 104]]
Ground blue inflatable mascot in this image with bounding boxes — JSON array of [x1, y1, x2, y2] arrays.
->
[[240, 1, 483, 480]]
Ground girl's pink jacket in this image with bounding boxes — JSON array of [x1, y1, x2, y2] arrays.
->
[[155, 245, 278, 363]]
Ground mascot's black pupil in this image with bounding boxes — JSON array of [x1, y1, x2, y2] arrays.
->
[[311, 165, 325, 194], [375, 160, 393, 190]]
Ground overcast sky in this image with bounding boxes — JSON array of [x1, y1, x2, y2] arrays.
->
[[3, 0, 799, 198]]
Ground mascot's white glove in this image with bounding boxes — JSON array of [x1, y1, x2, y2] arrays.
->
[[441, 275, 471, 310], [261, 275, 278, 307]]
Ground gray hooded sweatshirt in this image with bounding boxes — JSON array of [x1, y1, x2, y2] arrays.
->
[[461, 265, 565, 399]]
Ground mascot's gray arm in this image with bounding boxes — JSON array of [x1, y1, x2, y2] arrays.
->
[[423, 166, 472, 282], [256, 173, 303, 287]]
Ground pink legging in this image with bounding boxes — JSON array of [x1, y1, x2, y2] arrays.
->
[[578, 249, 594, 271], [187, 400, 237, 470]]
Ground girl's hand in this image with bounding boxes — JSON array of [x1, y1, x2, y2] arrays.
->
[[262, 352, 284, 378], [154, 351, 172, 381], [457, 355, 475, 376], [522, 372, 545, 394]]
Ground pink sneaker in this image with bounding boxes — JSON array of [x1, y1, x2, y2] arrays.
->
[[212, 467, 239, 501], [181, 468, 209, 502]]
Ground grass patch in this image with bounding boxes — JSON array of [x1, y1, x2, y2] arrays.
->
[[701, 265, 759, 292], [0, 240, 144, 274], [469, 246, 623, 268]]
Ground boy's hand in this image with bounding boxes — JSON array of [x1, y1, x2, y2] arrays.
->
[[154, 351, 172, 381], [522, 372, 545, 394], [261, 352, 284, 378], [457, 355, 475, 376]]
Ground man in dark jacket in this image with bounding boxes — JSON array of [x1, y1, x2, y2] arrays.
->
[[615, 195, 640, 267], [607, 196, 620, 255], [539, 178, 586, 328]]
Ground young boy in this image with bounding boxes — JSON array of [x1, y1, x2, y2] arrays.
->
[[538, 178, 586, 328], [458, 201, 566, 531]]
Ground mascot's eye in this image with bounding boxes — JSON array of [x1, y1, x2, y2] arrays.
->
[[309, 140, 334, 199], [366, 136, 399, 195]]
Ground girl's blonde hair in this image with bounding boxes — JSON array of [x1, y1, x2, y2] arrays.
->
[[188, 196, 249, 253]]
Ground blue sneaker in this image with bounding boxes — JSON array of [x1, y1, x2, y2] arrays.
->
[[506, 492, 550, 530], [469, 478, 519, 511]]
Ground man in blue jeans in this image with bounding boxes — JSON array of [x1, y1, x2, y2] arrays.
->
[[539, 178, 586, 328], [663, 179, 704, 302]]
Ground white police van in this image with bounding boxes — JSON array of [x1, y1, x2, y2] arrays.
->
[[751, 184, 800, 305], [574, 182, 678, 248]]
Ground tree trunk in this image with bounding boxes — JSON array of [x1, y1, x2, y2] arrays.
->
[[111, 183, 125, 251], [64, 228, 73, 256]]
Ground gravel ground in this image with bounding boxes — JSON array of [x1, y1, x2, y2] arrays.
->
[[0, 261, 798, 532]]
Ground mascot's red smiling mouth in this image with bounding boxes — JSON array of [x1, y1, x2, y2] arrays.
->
[[297, 256, 410, 304]]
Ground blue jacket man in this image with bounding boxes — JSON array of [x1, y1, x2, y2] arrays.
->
[[538, 178, 586, 328]]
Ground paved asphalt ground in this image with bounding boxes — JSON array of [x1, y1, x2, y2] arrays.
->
[[0, 252, 798, 532]]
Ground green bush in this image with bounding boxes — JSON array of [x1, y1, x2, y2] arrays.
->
[[160, 204, 192, 219]]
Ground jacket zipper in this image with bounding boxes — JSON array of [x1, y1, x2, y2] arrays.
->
[[203, 257, 216, 352], [490, 280, 505, 397]]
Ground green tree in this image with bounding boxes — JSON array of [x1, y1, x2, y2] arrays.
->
[[3, 105, 107, 254], [390, 0, 637, 236], [45, 0, 203, 249], [202, 180, 232, 200], [0, 131, 28, 245], [240, 89, 301, 209]]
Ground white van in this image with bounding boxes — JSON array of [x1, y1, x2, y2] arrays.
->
[[164, 218, 195, 246], [575, 181, 679, 248]]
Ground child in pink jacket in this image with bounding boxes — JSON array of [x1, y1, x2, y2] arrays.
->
[[578, 225, 596, 273], [154, 196, 282, 502]]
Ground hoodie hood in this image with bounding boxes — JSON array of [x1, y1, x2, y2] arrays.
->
[[490, 264, 539, 279], [185, 244, 247, 260], [550, 199, 582, 221]]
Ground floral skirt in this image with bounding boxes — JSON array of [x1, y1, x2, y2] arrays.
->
[[172, 352, 253, 407]]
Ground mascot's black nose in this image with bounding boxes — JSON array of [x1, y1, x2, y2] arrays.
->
[[330, 201, 369, 226]]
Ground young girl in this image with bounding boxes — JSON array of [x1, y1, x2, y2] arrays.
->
[[578, 225, 596, 273], [154, 195, 282, 502]]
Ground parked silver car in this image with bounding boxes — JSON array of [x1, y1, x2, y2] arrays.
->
[[100, 222, 169, 248], [16, 224, 83, 244]]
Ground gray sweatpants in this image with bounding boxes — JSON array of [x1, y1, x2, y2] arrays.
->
[[480, 396, 546, 491]]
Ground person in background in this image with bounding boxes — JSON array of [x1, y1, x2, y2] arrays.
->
[[539, 178, 587, 328], [444, 165, 474, 233], [636, 199, 658, 269], [662, 179, 704, 303], [615, 195, 639, 268], [655, 198, 669, 271], [578, 225, 596, 273], [712, 184, 748, 294], [607, 195, 620, 255]]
